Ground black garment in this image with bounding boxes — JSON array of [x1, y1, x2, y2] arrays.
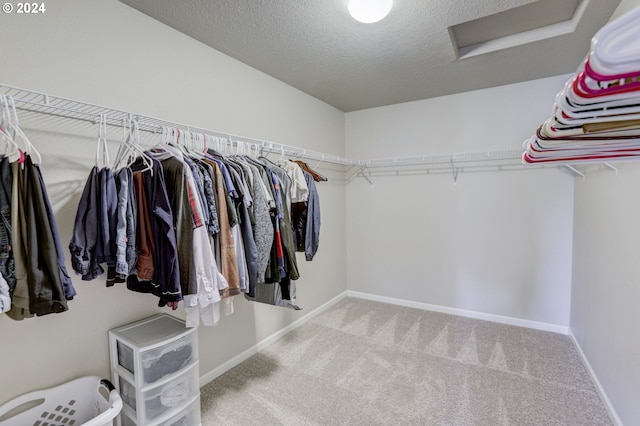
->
[[0, 157, 15, 295], [157, 155, 196, 297], [20, 156, 68, 316], [95, 168, 117, 266], [144, 344, 192, 383], [128, 156, 182, 306]]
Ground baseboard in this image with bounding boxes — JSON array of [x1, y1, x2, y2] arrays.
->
[[569, 331, 622, 426], [199, 291, 348, 387], [346, 290, 570, 334], [200, 290, 570, 388]]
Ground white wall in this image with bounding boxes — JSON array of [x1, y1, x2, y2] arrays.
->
[[0, 0, 346, 404], [570, 2, 640, 424], [572, 164, 640, 425], [345, 75, 575, 327]]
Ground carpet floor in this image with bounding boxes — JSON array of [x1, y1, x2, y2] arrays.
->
[[200, 297, 612, 425]]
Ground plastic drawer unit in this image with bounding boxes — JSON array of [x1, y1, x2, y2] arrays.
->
[[109, 314, 201, 426], [121, 398, 201, 426]]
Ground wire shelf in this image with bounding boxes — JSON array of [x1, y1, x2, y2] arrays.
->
[[4, 83, 593, 179]]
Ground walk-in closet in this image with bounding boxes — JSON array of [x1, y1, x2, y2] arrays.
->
[[1, 0, 639, 425]]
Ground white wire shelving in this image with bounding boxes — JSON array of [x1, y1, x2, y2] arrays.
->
[[1, 83, 614, 182]]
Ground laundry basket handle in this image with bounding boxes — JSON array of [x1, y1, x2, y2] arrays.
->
[[99, 379, 116, 392], [0, 389, 47, 423], [83, 378, 122, 426]]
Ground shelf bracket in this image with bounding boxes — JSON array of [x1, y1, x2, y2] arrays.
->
[[360, 165, 374, 186], [564, 164, 585, 179], [603, 162, 618, 176], [450, 158, 459, 183]]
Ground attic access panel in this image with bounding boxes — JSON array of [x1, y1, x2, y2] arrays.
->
[[449, 0, 583, 58]]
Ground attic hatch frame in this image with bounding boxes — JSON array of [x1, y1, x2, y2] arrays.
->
[[0, 84, 619, 184]]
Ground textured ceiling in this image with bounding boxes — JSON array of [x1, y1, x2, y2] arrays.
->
[[118, 0, 620, 112]]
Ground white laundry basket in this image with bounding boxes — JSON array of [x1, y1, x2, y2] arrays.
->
[[0, 376, 122, 426]]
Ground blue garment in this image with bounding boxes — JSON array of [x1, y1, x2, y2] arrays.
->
[[35, 162, 76, 300], [114, 167, 136, 276], [304, 172, 320, 260], [95, 167, 117, 265], [69, 166, 103, 280]]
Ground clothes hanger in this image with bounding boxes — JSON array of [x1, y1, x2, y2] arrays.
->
[[566, 75, 640, 105], [6, 96, 40, 164], [590, 6, 640, 76], [292, 159, 328, 182], [0, 95, 21, 162], [95, 114, 110, 169], [113, 118, 133, 169], [275, 145, 286, 165], [114, 119, 153, 174], [584, 57, 640, 82], [576, 70, 640, 97], [130, 119, 154, 174], [541, 116, 640, 139], [555, 88, 640, 118]]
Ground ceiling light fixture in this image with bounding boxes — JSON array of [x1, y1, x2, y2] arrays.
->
[[348, 0, 393, 24]]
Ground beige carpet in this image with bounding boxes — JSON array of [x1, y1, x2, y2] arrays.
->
[[200, 297, 612, 425]]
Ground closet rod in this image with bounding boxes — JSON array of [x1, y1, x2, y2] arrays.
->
[[0, 83, 359, 167], [359, 148, 523, 168]]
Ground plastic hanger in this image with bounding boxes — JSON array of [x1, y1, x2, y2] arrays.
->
[[576, 70, 640, 97], [275, 145, 286, 165], [95, 114, 110, 169], [6, 96, 40, 164], [584, 57, 640, 82], [590, 6, 640, 75], [0, 95, 21, 162], [566, 75, 640, 105], [113, 119, 132, 169], [114, 119, 153, 174], [555, 88, 640, 117]]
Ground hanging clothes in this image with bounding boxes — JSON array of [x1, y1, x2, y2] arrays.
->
[[6, 155, 75, 319], [113, 167, 137, 278], [292, 170, 321, 260], [280, 159, 308, 203], [69, 166, 102, 280], [127, 156, 182, 307], [242, 161, 274, 286], [63, 122, 327, 319], [0, 274, 10, 313], [0, 157, 15, 297], [149, 152, 196, 298], [150, 142, 228, 327], [208, 158, 240, 295]]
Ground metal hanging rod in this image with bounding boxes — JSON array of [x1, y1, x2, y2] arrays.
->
[[359, 148, 524, 168], [0, 83, 358, 167]]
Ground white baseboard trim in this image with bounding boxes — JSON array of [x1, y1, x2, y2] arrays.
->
[[345, 291, 570, 335], [569, 331, 622, 426], [200, 290, 570, 388], [199, 291, 348, 387]]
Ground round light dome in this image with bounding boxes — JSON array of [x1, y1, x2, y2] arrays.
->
[[348, 0, 393, 24]]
